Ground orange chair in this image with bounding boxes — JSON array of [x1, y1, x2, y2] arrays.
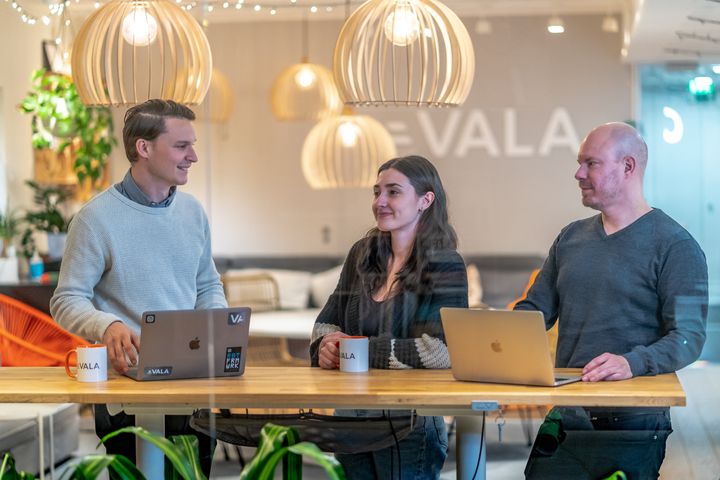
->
[[506, 269, 558, 362], [507, 268, 540, 310], [0, 294, 90, 366]]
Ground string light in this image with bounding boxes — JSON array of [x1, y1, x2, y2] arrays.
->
[[3, 0, 366, 24]]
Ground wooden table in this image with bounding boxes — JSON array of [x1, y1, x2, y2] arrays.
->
[[0, 367, 686, 479]]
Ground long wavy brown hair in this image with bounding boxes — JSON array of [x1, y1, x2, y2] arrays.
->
[[358, 155, 458, 294]]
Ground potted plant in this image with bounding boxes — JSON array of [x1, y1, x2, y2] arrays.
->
[[0, 210, 20, 258], [21, 180, 72, 261], [17, 69, 116, 197], [0, 209, 21, 282], [1, 424, 346, 480]]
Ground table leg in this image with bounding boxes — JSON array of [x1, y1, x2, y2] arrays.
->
[[108, 404, 194, 478], [135, 412, 165, 479], [456, 415, 487, 480]]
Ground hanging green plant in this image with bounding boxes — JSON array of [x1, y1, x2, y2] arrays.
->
[[18, 68, 116, 189]]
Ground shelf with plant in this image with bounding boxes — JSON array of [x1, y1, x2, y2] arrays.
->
[[18, 69, 116, 193], [20, 180, 72, 260], [0, 210, 21, 258]]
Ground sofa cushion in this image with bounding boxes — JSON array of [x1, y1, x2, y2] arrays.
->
[[310, 265, 344, 308]]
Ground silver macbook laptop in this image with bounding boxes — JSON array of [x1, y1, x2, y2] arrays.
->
[[441, 308, 581, 387], [124, 307, 251, 381]]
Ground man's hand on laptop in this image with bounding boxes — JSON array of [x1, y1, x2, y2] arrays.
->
[[581, 353, 632, 382], [103, 321, 140, 374]]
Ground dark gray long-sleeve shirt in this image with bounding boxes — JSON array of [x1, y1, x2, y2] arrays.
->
[[515, 209, 707, 376]]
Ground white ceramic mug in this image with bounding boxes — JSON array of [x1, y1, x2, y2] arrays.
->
[[65, 344, 108, 382], [339, 336, 369, 373]]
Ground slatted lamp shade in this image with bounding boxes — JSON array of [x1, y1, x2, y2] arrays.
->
[[270, 59, 343, 121], [301, 108, 397, 189], [194, 68, 235, 123], [334, 0, 475, 107], [71, 0, 212, 106]]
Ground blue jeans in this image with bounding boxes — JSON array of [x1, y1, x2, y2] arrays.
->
[[335, 411, 448, 480], [525, 407, 672, 480]]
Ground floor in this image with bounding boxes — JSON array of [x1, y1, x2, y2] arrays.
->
[[54, 361, 719, 479]]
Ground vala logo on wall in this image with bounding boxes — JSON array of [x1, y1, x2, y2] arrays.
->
[[387, 107, 580, 159]]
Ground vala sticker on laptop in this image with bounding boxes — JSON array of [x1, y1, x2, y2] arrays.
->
[[224, 347, 242, 372], [144, 366, 173, 376], [228, 312, 245, 325]]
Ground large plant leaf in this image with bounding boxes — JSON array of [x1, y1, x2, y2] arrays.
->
[[239, 424, 344, 480], [99, 427, 204, 480], [105, 454, 146, 480], [164, 435, 204, 480], [256, 447, 291, 480], [240, 423, 299, 480], [0, 453, 36, 480], [288, 443, 346, 480], [59, 454, 144, 480]]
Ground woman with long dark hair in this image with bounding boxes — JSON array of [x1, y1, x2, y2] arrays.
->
[[310, 155, 468, 478]]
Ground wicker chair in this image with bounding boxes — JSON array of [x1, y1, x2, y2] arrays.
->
[[222, 272, 306, 366], [0, 294, 90, 366]]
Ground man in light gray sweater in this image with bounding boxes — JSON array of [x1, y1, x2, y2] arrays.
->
[[516, 122, 707, 479], [51, 99, 226, 475]]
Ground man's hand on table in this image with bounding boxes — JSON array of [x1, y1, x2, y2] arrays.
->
[[582, 352, 632, 382], [103, 321, 140, 374], [318, 331, 350, 369]]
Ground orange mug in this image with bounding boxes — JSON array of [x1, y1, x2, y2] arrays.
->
[[65, 344, 108, 382]]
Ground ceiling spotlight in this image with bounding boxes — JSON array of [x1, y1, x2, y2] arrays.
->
[[602, 15, 619, 33], [547, 16, 564, 34]]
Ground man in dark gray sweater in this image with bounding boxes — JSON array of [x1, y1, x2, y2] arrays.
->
[[516, 122, 707, 479]]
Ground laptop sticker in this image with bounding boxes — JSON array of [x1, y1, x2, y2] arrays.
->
[[144, 366, 173, 376], [224, 347, 242, 372]]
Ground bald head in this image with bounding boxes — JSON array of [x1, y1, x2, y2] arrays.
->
[[575, 122, 650, 214], [583, 122, 648, 174]]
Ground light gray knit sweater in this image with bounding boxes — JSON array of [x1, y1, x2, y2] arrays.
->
[[50, 187, 227, 342]]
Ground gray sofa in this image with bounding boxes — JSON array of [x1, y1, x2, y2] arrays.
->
[[213, 254, 545, 309], [0, 403, 79, 475]]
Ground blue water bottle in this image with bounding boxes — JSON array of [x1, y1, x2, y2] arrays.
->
[[29, 252, 44, 281]]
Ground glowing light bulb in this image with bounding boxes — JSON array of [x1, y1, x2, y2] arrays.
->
[[121, 6, 158, 46], [339, 121, 359, 147], [294, 66, 316, 89], [547, 16, 565, 34], [383, 3, 420, 46]]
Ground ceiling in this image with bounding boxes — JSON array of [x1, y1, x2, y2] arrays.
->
[[14, 0, 720, 64], [624, 0, 720, 64]]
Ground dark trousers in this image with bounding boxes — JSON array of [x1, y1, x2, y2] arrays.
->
[[525, 406, 672, 480], [94, 404, 215, 477]]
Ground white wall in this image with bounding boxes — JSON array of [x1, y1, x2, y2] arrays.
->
[[1, 13, 631, 259], [0, 15, 50, 213], [194, 14, 631, 257]]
